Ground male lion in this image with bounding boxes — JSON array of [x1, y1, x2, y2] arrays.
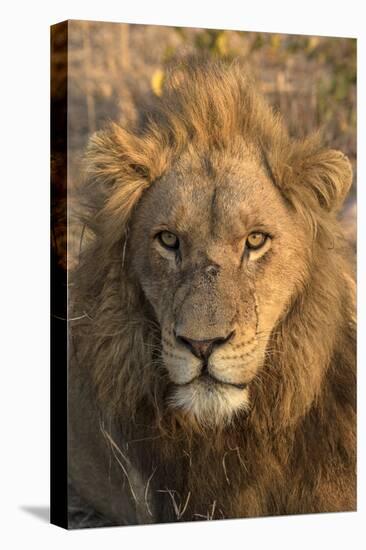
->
[[69, 59, 356, 526]]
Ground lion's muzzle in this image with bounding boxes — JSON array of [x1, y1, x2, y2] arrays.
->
[[174, 330, 235, 362]]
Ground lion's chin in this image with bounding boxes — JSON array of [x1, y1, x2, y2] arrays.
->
[[168, 376, 250, 428]]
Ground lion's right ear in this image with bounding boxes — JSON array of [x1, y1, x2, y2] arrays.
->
[[84, 124, 153, 200], [83, 123, 169, 236]]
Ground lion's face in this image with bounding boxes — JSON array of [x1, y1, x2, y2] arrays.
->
[[129, 150, 310, 426], [82, 61, 352, 430]]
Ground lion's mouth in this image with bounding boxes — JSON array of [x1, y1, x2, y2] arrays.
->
[[176, 372, 247, 391]]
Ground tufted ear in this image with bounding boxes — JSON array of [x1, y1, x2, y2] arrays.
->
[[84, 124, 152, 203], [281, 146, 353, 214], [82, 122, 169, 239]]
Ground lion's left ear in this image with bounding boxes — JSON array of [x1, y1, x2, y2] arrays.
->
[[282, 148, 353, 213]]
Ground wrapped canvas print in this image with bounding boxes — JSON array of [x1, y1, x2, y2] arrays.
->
[[51, 20, 356, 529]]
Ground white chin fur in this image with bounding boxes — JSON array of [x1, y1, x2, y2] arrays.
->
[[169, 379, 250, 427]]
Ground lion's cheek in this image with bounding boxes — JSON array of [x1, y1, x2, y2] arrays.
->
[[253, 273, 296, 335]]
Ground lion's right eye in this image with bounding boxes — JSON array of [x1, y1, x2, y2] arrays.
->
[[157, 231, 180, 250]]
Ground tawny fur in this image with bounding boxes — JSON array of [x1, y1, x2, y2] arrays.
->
[[69, 59, 356, 524]]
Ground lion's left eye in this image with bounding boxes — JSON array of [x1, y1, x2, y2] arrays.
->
[[246, 232, 268, 250]]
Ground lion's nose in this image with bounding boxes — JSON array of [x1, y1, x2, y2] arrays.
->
[[175, 331, 234, 361]]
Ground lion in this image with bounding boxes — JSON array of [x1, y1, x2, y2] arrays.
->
[[68, 59, 356, 527]]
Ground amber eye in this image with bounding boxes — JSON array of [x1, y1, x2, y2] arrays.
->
[[157, 230, 179, 250], [246, 232, 267, 250]]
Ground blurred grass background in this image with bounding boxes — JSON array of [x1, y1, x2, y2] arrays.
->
[[51, 20, 356, 269]]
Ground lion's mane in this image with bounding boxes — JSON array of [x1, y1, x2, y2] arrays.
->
[[70, 59, 356, 522]]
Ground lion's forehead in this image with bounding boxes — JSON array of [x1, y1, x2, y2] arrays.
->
[[138, 159, 291, 242]]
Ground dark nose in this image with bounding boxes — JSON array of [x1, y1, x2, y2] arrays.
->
[[175, 331, 234, 361]]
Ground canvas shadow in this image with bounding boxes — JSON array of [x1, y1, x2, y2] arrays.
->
[[20, 506, 49, 523]]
